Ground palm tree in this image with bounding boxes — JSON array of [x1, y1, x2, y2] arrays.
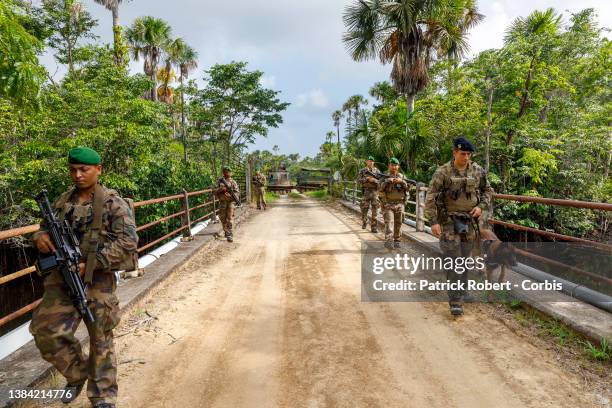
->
[[92, 0, 126, 65], [156, 66, 176, 104], [369, 81, 398, 106], [332, 110, 343, 161], [158, 38, 186, 104], [343, 0, 483, 168], [125, 16, 172, 101], [175, 42, 198, 163]]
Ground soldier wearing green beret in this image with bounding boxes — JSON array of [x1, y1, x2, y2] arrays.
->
[[378, 157, 410, 249], [30, 147, 138, 408], [424, 137, 493, 316], [357, 156, 381, 232], [215, 166, 240, 242]]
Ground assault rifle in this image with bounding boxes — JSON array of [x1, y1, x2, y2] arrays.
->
[[379, 173, 418, 187], [35, 190, 95, 323], [219, 178, 241, 206], [362, 169, 384, 181]]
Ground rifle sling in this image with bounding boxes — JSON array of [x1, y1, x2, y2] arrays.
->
[[84, 184, 105, 283]]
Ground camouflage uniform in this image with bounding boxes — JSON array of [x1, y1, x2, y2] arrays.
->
[[378, 173, 410, 243], [424, 160, 492, 304], [215, 177, 240, 238], [30, 185, 138, 406], [252, 173, 267, 210], [357, 166, 381, 229]]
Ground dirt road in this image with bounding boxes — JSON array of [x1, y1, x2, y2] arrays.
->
[[38, 198, 607, 408]]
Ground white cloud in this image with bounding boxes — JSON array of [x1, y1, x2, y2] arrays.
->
[[295, 88, 329, 109]]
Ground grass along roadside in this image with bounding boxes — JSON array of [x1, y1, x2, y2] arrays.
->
[[504, 301, 611, 362], [265, 191, 280, 202], [305, 189, 331, 201]]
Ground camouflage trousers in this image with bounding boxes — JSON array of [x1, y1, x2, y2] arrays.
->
[[30, 271, 120, 405], [360, 189, 380, 226], [218, 200, 236, 236], [254, 187, 266, 209], [382, 201, 404, 242], [438, 221, 479, 304]]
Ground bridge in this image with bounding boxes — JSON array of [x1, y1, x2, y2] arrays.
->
[[0, 180, 610, 407]]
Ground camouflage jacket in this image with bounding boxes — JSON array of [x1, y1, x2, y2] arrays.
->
[[252, 173, 266, 188], [378, 172, 410, 202], [215, 177, 240, 201], [424, 160, 492, 225], [358, 166, 381, 190], [32, 185, 138, 274]]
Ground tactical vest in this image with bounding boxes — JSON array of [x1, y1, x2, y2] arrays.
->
[[443, 165, 480, 213], [54, 184, 138, 281], [382, 174, 408, 202], [361, 168, 379, 190]]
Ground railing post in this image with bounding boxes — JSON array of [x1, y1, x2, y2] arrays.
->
[[343, 182, 347, 200], [246, 158, 252, 204], [416, 183, 425, 232], [180, 189, 193, 241], [212, 189, 219, 223], [353, 181, 357, 204]]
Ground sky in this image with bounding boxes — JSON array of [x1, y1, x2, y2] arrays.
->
[[37, 0, 611, 158]]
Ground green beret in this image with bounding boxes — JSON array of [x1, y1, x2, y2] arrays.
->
[[389, 157, 400, 165], [222, 166, 232, 172], [68, 147, 101, 165], [367, 156, 375, 161]]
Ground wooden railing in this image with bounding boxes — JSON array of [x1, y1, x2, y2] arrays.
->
[[338, 180, 612, 286], [0, 184, 247, 330]]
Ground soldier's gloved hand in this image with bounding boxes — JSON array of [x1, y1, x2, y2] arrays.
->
[[78, 263, 85, 278], [34, 232, 56, 254], [469, 207, 482, 218], [431, 224, 442, 238], [224, 192, 231, 198]]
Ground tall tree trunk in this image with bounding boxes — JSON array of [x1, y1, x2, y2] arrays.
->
[[150, 62, 157, 101], [604, 148, 611, 181], [485, 87, 493, 173], [67, 44, 74, 73], [336, 122, 342, 163], [111, 6, 123, 65], [405, 93, 415, 171], [180, 76, 188, 163]]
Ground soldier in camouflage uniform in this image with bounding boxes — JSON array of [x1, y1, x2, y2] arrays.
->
[[424, 137, 492, 316], [252, 170, 267, 210], [31, 147, 138, 408], [378, 157, 410, 249], [357, 156, 381, 232], [215, 166, 240, 242]]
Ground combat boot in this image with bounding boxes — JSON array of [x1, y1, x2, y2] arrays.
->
[[61, 380, 85, 404], [450, 303, 464, 316], [362, 221, 367, 229], [393, 241, 400, 249], [227, 235, 233, 243], [384, 241, 393, 249]]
